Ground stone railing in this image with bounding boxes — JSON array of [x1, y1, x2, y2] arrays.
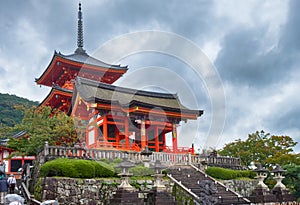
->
[[192, 155, 242, 169], [42, 142, 241, 168], [43, 142, 192, 165]]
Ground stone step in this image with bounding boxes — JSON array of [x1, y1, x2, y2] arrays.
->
[[168, 165, 249, 204]]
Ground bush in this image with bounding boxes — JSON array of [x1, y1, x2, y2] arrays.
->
[[162, 170, 168, 175], [40, 158, 79, 178], [95, 161, 115, 177], [73, 160, 95, 178], [40, 158, 115, 178], [130, 165, 154, 176], [34, 178, 43, 201], [112, 158, 123, 164], [206, 167, 255, 180]]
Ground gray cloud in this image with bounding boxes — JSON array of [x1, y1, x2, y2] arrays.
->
[[216, 27, 291, 87], [1, 0, 300, 152], [279, 0, 300, 53]]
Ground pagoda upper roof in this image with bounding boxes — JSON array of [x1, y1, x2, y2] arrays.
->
[[35, 51, 128, 87], [36, 3, 128, 87], [73, 77, 203, 118], [56, 51, 128, 70]]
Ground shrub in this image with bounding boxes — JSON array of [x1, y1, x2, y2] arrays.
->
[[162, 170, 168, 175], [99, 158, 110, 164], [73, 160, 95, 178], [206, 167, 255, 180], [34, 178, 43, 201], [40, 158, 78, 178], [130, 165, 154, 176], [95, 161, 115, 177], [40, 158, 115, 178], [112, 158, 123, 164]]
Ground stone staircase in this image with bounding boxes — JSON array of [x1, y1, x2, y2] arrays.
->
[[167, 164, 251, 205]]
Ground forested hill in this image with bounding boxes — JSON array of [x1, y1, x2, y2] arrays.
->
[[0, 93, 39, 127]]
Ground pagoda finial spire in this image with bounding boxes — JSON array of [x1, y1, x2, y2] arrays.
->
[[75, 2, 86, 54]]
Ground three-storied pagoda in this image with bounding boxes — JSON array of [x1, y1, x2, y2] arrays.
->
[[36, 3, 203, 153], [35, 3, 128, 113]]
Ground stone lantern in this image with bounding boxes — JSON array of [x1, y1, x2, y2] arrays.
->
[[151, 160, 167, 190], [254, 163, 269, 190], [271, 164, 286, 189], [140, 146, 152, 168], [271, 164, 296, 202], [115, 158, 136, 190]]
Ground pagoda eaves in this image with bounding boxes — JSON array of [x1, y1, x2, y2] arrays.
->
[[35, 51, 128, 88], [39, 86, 73, 113], [71, 77, 203, 120]]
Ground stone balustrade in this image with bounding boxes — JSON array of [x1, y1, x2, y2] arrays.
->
[[43, 142, 241, 168]]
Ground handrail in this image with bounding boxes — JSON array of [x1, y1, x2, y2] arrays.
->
[[20, 182, 41, 205], [189, 164, 251, 203], [167, 174, 200, 204]]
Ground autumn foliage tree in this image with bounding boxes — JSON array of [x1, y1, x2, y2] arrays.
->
[[7, 106, 79, 156], [218, 130, 300, 167]]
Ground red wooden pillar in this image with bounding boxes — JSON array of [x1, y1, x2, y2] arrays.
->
[[125, 117, 129, 149], [141, 119, 146, 149], [21, 156, 25, 167], [172, 123, 178, 152], [155, 126, 159, 152], [103, 115, 108, 141]]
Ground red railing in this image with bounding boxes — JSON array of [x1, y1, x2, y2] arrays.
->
[[87, 141, 141, 152], [87, 141, 193, 154]]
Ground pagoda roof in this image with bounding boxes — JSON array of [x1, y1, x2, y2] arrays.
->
[[56, 51, 128, 70], [36, 3, 128, 87], [73, 77, 203, 118], [39, 85, 73, 113], [35, 51, 128, 87]]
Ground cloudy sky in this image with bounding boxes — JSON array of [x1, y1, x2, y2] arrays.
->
[[1, 0, 300, 152]]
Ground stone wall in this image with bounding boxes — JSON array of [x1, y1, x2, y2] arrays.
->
[[40, 177, 119, 205], [221, 179, 258, 197], [39, 177, 172, 205]]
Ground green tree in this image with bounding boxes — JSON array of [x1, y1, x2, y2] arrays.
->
[[7, 106, 79, 156], [282, 164, 300, 200], [0, 123, 12, 139], [218, 130, 299, 167], [0, 93, 38, 127]]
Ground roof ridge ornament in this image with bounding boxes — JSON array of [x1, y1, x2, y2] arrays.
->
[[75, 2, 86, 54]]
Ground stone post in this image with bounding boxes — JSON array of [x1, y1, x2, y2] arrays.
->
[[188, 153, 192, 165], [140, 146, 152, 168], [44, 141, 49, 156]]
